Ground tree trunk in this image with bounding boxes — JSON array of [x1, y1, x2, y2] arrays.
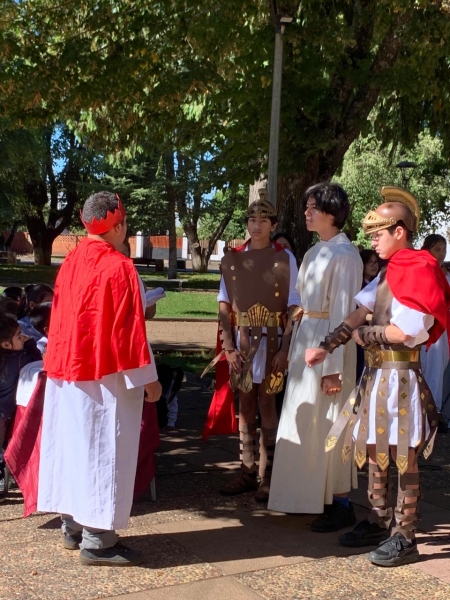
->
[[27, 220, 55, 266], [164, 153, 178, 279], [5, 221, 20, 250], [277, 171, 318, 263]]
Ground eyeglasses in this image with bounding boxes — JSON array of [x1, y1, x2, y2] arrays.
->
[[366, 260, 379, 266]]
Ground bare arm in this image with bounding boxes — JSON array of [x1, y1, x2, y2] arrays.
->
[[219, 301, 242, 373]]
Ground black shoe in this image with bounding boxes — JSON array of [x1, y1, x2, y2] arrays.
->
[[339, 519, 390, 547], [368, 533, 419, 567], [311, 501, 356, 532], [62, 532, 83, 550], [79, 541, 143, 567]]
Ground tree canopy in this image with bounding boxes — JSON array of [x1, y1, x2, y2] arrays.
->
[[2, 1, 450, 260]]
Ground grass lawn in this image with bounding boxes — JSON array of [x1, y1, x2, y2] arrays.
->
[[154, 351, 214, 378], [155, 291, 217, 319], [0, 264, 220, 289]]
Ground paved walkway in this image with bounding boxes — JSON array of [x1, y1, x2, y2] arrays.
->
[[146, 320, 217, 352], [1, 371, 450, 600]]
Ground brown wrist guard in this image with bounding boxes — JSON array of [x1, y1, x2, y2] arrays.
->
[[319, 322, 353, 354], [218, 313, 235, 352], [357, 325, 389, 346]]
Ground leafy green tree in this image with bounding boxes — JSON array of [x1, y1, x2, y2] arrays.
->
[[0, 123, 100, 264], [337, 130, 450, 247], [4, 1, 450, 259]]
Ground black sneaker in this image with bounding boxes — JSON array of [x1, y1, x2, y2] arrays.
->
[[62, 532, 83, 550], [368, 533, 419, 567], [311, 501, 356, 532], [339, 519, 390, 547], [79, 541, 143, 567]]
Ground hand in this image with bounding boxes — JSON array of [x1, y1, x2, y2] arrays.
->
[[145, 304, 157, 320], [226, 349, 242, 374], [321, 374, 342, 396], [305, 348, 328, 367], [271, 350, 288, 374], [144, 380, 162, 403], [352, 329, 364, 346]]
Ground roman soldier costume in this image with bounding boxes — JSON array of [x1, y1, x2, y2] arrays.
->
[[202, 198, 300, 499], [318, 187, 450, 561]]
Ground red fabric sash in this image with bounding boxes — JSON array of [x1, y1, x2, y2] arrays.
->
[[387, 248, 450, 348], [202, 330, 237, 441]]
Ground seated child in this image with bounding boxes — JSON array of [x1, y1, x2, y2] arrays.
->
[[18, 284, 54, 342], [0, 312, 42, 498], [29, 302, 52, 356]]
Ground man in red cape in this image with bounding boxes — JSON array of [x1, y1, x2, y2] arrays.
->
[[306, 186, 450, 568], [37, 192, 161, 567]]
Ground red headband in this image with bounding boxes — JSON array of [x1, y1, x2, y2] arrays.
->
[[81, 194, 126, 235]]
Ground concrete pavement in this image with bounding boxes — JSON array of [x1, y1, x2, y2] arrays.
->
[[1, 374, 450, 599]]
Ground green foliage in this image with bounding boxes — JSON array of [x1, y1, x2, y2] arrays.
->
[[336, 129, 450, 245], [198, 187, 247, 241]]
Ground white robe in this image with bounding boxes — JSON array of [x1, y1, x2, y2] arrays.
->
[[37, 279, 158, 530], [420, 273, 450, 411], [268, 233, 362, 514]]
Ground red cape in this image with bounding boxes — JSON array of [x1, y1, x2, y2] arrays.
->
[[45, 237, 151, 381], [202, 330, 237, 440], [233, 239, 285, 252], [387, 248, 450, 348]]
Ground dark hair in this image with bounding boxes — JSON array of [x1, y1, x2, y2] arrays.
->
[[82, 191, 121, 225], [386, 221, 413, 242], [29, 302, 52, 336], [0, 296, 21, 316], [0, 313, 20, 375], [2, 286, 24, 303], [272, 232, 296, 254], [422, 234, 446, 251], [359, 249, 378, 267], [303, 182, 349, 229], [19, 284, 54, 318]]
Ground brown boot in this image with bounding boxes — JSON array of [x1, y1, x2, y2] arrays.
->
[[255, 477, 271, 502], [220, 471, 258, 496]]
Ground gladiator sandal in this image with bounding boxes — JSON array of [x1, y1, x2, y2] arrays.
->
[[357, 326, 390, 346], [319, 322, 353, 354], [255, 427, 277, 502], [368, 461, 393, 530], [392, 471, 421, 541], [339, 461, 391, 547], [220, 423, 258, 496]]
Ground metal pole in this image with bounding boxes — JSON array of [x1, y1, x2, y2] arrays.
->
[[267, 27, 284, 207]]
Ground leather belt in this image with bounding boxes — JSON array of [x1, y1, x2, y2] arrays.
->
[[292, 307, 329, 321], [364, 347, 420, 369]]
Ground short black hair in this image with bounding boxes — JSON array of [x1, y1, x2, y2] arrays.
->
[[272, 232, 296, 254], [386, 221, 413, 242], [19, 284, 54, 318], [82, 192, 120, 224], [303, 182, 349, 230], [29, 302, 52, 336], [2, 286, 24, 303], [359, 249, 378, 267], [422, 233, 446, 251]]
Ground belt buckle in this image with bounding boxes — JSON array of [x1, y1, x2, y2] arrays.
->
[[365, 345, 383, 368]]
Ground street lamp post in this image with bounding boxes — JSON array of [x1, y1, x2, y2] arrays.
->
[[267, 10, 293, 207], [395, 160, 418, 189]]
